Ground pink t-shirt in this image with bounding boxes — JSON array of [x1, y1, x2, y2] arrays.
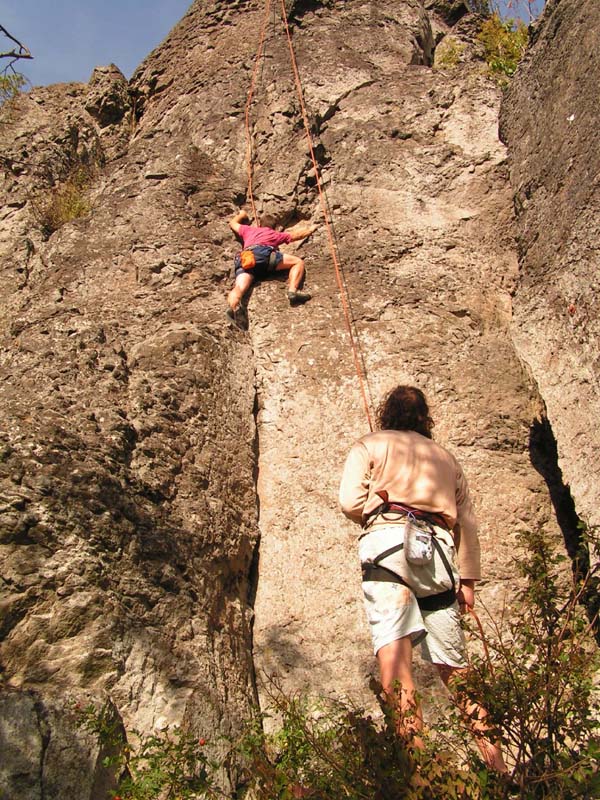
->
[[238, 224, 291, 249]]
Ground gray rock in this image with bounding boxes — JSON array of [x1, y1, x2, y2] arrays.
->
[[500, 0, 600, 530], [85, 64, 131, 128], [0, 689, 120, 800]]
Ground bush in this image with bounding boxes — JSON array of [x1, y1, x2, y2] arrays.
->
[[33, 165, 94, 236], [76, 702, 223, 800], [478, 14, 528, 80], [235, 691, 488, 799], [76, 530, 599, 799], [0, 71, 26, 105], [434, 37, 466, 70], [453, 529, 600, 798]]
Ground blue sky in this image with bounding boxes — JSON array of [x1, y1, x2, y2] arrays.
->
[[2, 0, 545, 89], [494, 0, 545, 21], [1, 0, 192, 87]]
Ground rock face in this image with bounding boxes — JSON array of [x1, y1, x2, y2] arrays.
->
[[0, 0, 594, 796], [0, 9, 260, 791], [0, 689, 119, 800], [500, 0, 600, 532]]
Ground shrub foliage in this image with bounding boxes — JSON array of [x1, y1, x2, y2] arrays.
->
[[0, 71, 25, 105], [455, 529, 600, 798], [434, 37, 465, 70], [32, 165, 94, 236], [478, 14, 529, 80], [77, 529, 599, 799]]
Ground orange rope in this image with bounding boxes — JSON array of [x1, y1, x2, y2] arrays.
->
[[244, 0, 273, 225], [468, 606, 494, 675], [277, 0, 373, 431], [243, 0, 373, 431]]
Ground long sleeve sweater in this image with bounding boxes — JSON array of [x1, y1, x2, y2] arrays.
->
[[339, 429, 481, 580]]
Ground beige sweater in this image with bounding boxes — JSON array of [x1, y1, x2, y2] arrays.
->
[[339, 429, 481, 580]]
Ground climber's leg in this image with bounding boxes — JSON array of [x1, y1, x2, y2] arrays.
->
[[278, 253, 311, 305], [437, 664, 508, 772], [227, 272, 253, 329], [228, 272, 254, 312]]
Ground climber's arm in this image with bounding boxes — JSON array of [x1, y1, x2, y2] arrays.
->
[[287, 222, 317, 242], [229, 209, 249, 235]]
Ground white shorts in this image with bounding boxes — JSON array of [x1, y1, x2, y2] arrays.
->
[[359, 525, 468, 668]]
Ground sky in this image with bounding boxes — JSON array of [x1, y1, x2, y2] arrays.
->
[[0, 0, 192, 87], [2, 0, 546, 89]]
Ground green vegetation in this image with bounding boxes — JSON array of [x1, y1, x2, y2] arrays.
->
[[77, 702, 221, 800], [76, 529, 599, 799], [0, 71, 25, 105], [452, 528, 600, 798], [478, 14, 529, 80], [1, 23, 31, 105], [434, 37, 465, 70], [78, 694, 492, 800], [33, 165, 95, 236], [232, 691, 495, 800]]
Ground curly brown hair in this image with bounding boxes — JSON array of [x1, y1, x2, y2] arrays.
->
[[376, 385, 434, 438], [260, 214, 278, 230]]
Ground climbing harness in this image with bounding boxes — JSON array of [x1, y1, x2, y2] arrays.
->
[[243, 0, 374, 431], [238, 247, 278, 272], [361, 540, 457, 612], [363, 491, 450, 533], [361, 492, 457, 611]]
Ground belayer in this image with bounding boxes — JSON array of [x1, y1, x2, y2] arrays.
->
[[339, 385, 507, 772], [226, 208, 316, 328]]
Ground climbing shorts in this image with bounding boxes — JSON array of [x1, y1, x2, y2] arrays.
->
[[234, 245, 283, 279], [359, 525, 468, 667]]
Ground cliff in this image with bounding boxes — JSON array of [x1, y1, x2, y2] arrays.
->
[[0, 0, 597, 796], [500, 0, 600, 534]]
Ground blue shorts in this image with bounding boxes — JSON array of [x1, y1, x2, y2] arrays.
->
[[234, 246, 283, 279]]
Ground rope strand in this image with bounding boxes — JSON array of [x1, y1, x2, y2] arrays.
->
[[244, 0, 273, 224], [277, 0, 373, 431]]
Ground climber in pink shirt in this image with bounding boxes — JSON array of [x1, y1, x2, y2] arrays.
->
[[226, 208, 316, 328]]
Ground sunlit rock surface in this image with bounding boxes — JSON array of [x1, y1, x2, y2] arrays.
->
[[0, 0, 595, 795]]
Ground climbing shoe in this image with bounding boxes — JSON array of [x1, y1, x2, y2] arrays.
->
[[288, 289, 312, 306], [226, 305, 248, 330]]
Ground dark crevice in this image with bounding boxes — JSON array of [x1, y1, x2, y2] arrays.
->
[[529, 416, 581, 555], [248, 386, 261, 611], [33, 696, 51, 800], [247, 387, 260, 609], [529, 414, 600, 643], [246, 376, 262, 708], [287, 0, 330, 21], [247, 535, 261, 611]]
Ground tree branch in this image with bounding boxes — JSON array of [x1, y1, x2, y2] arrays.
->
[[0, 24, 32, 61]]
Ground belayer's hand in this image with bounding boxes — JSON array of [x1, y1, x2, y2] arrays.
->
[[457, 579, 475, 613]]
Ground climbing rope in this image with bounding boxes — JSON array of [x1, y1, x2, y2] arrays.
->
[[243, 0, 374, 431], [277, 0, 374, 431], [467, 606, 494, 675], [244, 0, 273, 225]]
